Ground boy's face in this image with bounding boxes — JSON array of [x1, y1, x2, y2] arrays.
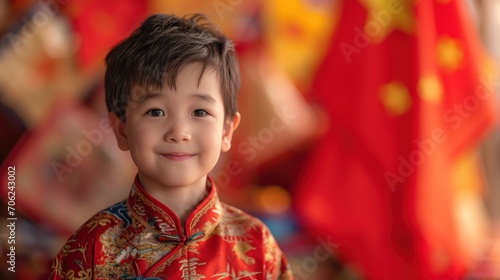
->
[[109, 63, 240, 190]]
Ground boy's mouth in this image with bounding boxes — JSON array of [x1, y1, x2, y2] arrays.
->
[[161, 152, 194, 161]]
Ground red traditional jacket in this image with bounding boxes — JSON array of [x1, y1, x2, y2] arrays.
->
[[50, 177, 293, 280]]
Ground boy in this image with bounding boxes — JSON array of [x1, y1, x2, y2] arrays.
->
[[50, 14, 294, 280]]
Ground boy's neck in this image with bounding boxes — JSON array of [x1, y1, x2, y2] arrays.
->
[[138, 175, 209, 226]]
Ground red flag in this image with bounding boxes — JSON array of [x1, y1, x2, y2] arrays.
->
[[61, 0, 148, 70], [295, 0, 497, 279]]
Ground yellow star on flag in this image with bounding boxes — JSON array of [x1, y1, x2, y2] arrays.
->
[[359, 0, 415, 43], [437, 36, 463, 71], [418, 75, 443, 103], [379, 81, 412, 116]]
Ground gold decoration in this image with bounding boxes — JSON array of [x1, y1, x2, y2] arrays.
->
[[379, 81, 412, 116]]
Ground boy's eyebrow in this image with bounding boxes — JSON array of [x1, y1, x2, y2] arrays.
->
[[191, 93, 218, 104], [135, 91, 163, 103], [133, 91, 218, 104]]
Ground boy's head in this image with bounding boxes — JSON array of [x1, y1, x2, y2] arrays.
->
[[105, 14, 241, 189], [105, 13, 240, 121]]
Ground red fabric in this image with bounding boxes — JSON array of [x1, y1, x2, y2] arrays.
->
[[50, 176, 293, 279], [295, 0, 497, 279], [61, 0, 148, 70]]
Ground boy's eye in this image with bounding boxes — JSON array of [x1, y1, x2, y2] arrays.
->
[[193, 109, 208, 117], [146, 109, 165, 117]]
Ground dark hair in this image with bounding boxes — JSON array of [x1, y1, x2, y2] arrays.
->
[[105, 13, 240, 120]]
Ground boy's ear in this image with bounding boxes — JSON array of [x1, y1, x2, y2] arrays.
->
[[108, 112, 130, 151], [221, 112, 241, 152]]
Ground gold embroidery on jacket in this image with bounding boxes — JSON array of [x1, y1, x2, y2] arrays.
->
[[212, 263, 262, 280]]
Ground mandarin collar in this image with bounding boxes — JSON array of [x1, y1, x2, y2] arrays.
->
[[127, 176, 222, 243]]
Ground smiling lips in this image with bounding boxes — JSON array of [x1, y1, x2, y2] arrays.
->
[[162, 152, 194, 161]]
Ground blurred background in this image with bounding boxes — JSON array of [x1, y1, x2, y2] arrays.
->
[[1, 0, 500, 279]]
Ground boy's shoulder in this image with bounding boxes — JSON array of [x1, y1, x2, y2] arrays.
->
[[67, 199, 131, 240], [217, 202, 274, 238]]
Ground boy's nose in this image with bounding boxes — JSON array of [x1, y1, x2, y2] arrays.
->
[[165, 120, 191, 143]]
